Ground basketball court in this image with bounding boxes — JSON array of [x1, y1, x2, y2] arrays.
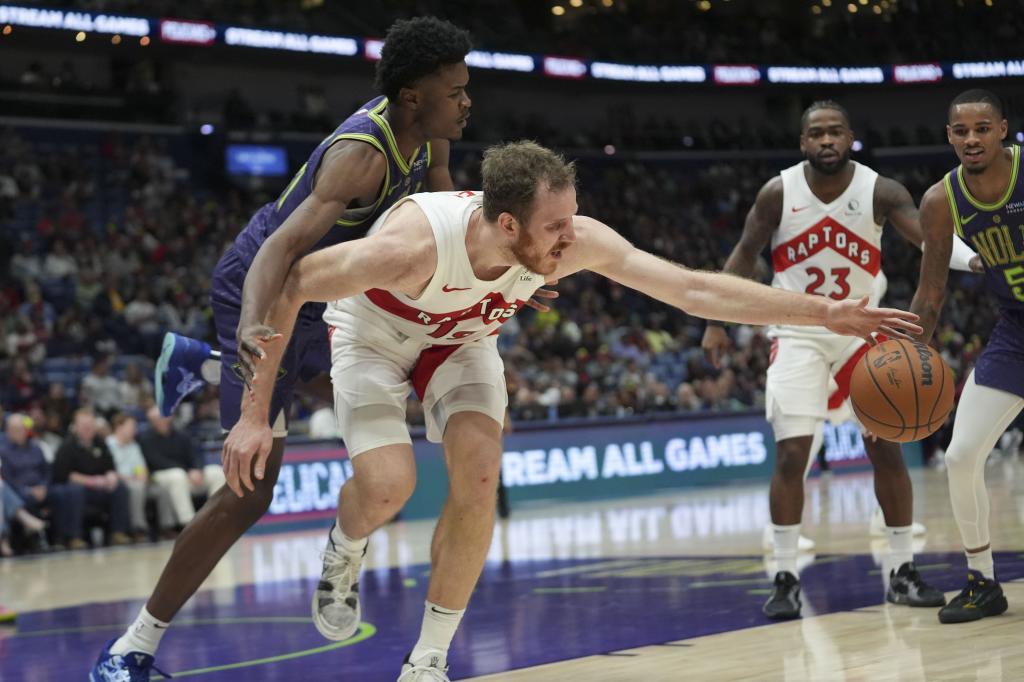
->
[[3, 463, 1022, 681]]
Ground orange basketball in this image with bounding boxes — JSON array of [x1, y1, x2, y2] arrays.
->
[[848, 339, 955, 443]]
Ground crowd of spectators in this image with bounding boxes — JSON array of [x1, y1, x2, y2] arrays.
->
[[0, 404, 219, 555]]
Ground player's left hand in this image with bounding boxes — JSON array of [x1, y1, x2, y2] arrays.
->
[[824, 295, 922, 344], [524, 280, 559, 313], [969, 255, 984, 273], [221, 414, 273, 497]]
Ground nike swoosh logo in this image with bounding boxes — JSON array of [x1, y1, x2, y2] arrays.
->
[[430, 606, 458, 615], [961, 213, 978, 225], [441, 285, 471, 292], [791, 206, 809, 213], [154, 623, 168, 629]]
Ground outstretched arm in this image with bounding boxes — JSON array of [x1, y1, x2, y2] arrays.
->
[[909, 182, 957, 343], [555, 216, 921, 339]]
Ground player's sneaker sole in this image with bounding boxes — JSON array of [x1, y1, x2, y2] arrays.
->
[[155, 332, 214, 416], [311, 581, 361, 641]]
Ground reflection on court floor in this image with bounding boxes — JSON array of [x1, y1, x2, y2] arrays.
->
[[5, 551, 1024, 680], [2, 467, 1023, 680]]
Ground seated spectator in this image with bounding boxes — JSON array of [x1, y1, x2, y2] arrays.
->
[[117, 362, 153, 412], [18, 282, 56, 333], [41, 383, 72, 438], [140, 406, 225, 526], [53, 408, 132, 546], [675, 382, 705, 412], [10, 240, 42, 284], [36, 409, 65, 463], [79, 354, 122, 417], [106, 413, 175, 540], [0, 412, 86, 549], [42, 239, 77, 283]]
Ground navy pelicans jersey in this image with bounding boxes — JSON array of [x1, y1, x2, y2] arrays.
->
[[231, 96, 432, 269], [769, 161, 883, 337], [944, 145, 1024, 315]]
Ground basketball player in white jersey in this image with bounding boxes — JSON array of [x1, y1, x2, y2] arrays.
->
[[223, 141, 920, 681], [703, 102, 960, 620]]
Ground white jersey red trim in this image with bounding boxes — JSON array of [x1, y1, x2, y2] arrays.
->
[[323, 191, 544, 346], [769, 161, 883, 338]]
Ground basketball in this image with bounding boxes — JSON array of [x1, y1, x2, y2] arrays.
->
[[849, 339, 955, 443]]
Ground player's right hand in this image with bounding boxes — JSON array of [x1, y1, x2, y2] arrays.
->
[[824, 296, 922, 343], [701, 324, 730, 368], [237, 324, 280, 390], [221, 414, 272, 497]]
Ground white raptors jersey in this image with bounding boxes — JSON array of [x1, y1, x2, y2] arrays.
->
[[324, 191, 544, 345], [769, 161, 883, 337]]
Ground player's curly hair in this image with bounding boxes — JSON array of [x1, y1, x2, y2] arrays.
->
[[374, 17, 472, 102], [482, 141, 577, 224]]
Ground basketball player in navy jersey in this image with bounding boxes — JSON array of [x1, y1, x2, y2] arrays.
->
[[911, 89, 1022, 623], [91, 17, 483, 681], [703, 101, 964, 620]]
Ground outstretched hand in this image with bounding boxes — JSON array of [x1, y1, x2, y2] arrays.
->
[[824, 296, 922, 344]]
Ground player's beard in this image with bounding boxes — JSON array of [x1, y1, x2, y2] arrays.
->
[[510, 229, 560, 276], [806, 148, 850, 176]]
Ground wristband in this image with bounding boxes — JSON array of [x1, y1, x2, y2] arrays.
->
[[948, 234, 979, 272]]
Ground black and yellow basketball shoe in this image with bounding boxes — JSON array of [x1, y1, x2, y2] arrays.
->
[[938, 570, 1008, 624]]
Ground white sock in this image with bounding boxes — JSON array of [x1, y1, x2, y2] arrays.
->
[[409, 600, 465, 664], [771, 524, 801, 576], [110, 606, 169, 656], [330, 522, 367, 555], [966, 547, 995, 580], [886, 525, 914, 568]]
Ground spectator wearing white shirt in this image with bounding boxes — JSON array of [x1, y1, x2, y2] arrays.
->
[[106, 413, 175, 540], [79, 355, 122, 417]]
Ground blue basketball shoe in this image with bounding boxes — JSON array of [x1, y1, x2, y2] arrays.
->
[[155, 332, 217, 417], [89, 638, 171, 681]]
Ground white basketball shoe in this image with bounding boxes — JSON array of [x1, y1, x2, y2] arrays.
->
[[311, 523, 365, 641], [398, 651, 450, 682]]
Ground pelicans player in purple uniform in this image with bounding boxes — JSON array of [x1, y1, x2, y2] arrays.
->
[[912, 89, 1022, 624], [91, 17, 474, 680]]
